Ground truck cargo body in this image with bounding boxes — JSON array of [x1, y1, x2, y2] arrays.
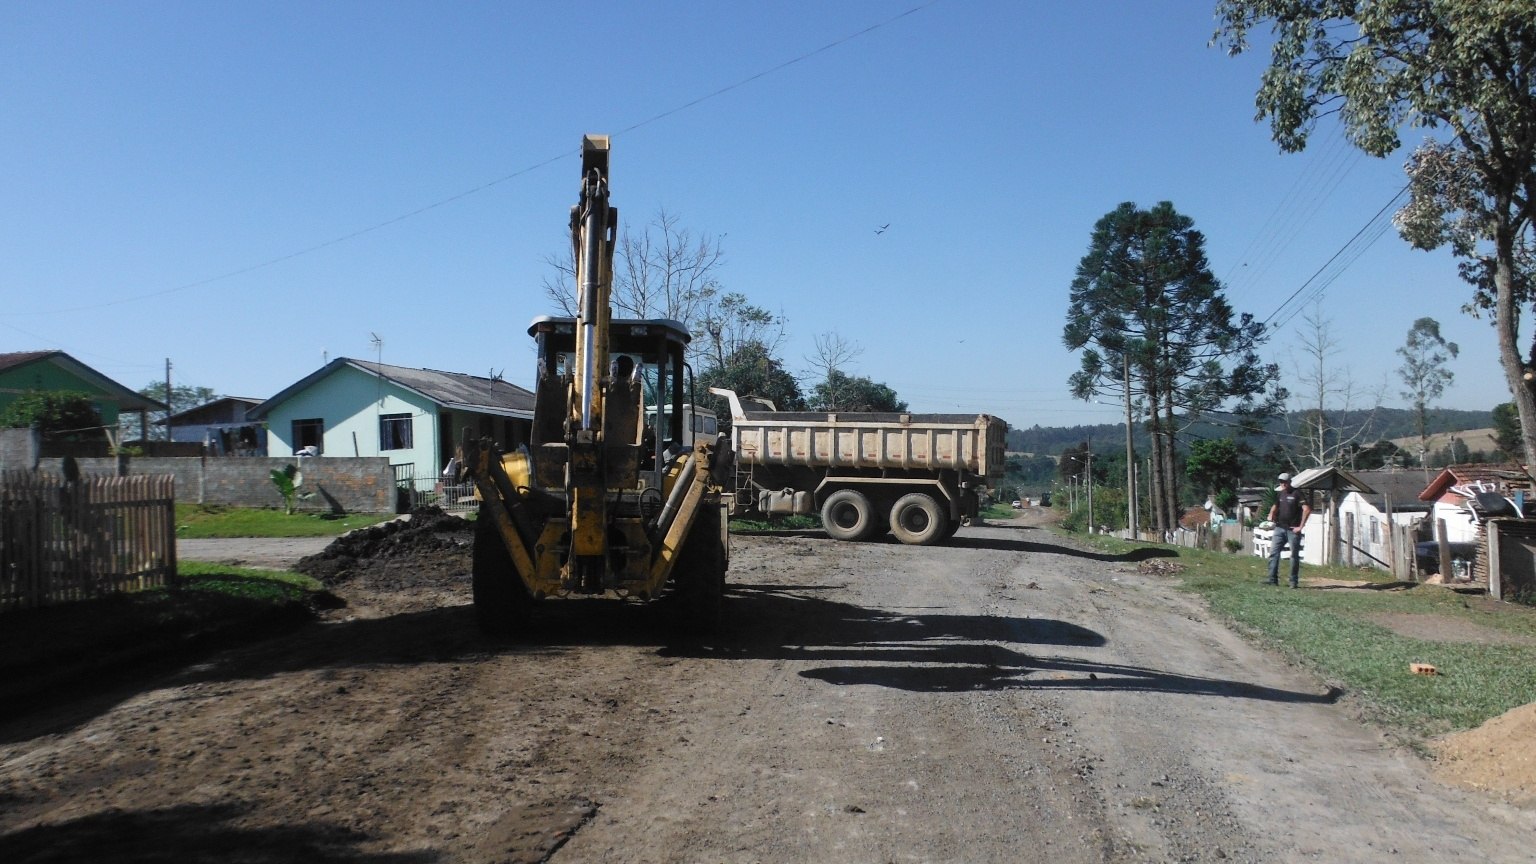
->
[[712, 389, 1007, 546]]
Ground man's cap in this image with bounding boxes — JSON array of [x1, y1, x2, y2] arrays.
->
[[1277, 472, 1292, 482]]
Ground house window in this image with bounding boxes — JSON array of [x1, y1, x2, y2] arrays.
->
[[1369, 517, 1380, 544], [380, 413, 413, 451], [292, 418, 324, 454]]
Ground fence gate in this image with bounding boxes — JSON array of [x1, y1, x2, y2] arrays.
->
[[0, 471, 178, 611]]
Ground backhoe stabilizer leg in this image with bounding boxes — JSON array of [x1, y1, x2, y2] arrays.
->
[[458, 432, 541, 588]]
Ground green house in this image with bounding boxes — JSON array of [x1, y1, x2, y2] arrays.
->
[[0, 350, 165, 437]]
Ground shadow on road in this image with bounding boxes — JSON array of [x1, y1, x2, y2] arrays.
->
[[0, 803, 436, 864], [1, 558, 1321, 741], [946, 534, 1178, 562]]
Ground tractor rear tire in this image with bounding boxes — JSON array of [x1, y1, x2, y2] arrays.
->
[[472, 506, 533, 637], [821, 489, 876, 542], [889, 492, 946, 546], [671, 504, 726, 631]]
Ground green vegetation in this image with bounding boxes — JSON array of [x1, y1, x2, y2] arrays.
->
[[1075, 532, 1536, 738], [979, 502, 1017, 521], [0, 390, 102, 438], [175, 504, 393, 538], [729, 514, 819, 532]]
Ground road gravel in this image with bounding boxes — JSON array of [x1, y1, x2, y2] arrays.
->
[[4, 511, 1533, 863]]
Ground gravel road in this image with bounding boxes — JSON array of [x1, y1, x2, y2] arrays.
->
[[4, 513, 1533, 863]]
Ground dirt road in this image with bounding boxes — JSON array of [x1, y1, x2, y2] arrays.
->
[[3, 514, 1533, 863]]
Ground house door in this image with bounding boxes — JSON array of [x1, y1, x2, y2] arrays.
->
[[438, 410, 453, 469]]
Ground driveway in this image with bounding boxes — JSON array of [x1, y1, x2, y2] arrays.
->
[[177, 537, 334, 570]]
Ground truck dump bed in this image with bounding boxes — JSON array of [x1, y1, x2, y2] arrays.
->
[[731, 410, 1008, 485]]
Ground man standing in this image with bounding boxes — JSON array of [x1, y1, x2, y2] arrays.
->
[[1266, 473, 1312, 588]]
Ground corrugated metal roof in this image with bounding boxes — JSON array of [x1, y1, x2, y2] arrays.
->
[[352, 360, 535, 414], [250, 357, 534, 419]]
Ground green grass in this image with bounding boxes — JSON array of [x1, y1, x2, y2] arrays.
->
[[980, 503, 1018, 520], [0, 564, 327, 677], [1076, 532, 1536, 739], [175, 504, 395, 538], [729, 514, 820, 532]]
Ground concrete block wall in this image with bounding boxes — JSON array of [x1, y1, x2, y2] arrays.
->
[[18, 454, 396, 514], [0, 428, 39, 470]]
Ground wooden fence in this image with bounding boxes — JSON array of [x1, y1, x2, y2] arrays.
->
[[0, 471, 177, 612]]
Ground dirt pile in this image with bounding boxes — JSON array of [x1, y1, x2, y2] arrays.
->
[[1433, 702, 1536, 806], [294, 507, 474, 588]]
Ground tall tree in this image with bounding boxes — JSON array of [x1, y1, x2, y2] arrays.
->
[[1215, 0, 1536, 462], [1396, 316, 1460, 469], [696, 341, 806, 423], [1185, 437, 1243, 503], [1064, 201, 1280, 534], [697, 292, 786, 372], [809, 370, 907, 412], [135, 381, 217, 441], [1493, 401, 1523, 457]]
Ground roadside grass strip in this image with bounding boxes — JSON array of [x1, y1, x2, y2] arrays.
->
[[1075, 533, 1536, 738], [175, 504, 395, 538]]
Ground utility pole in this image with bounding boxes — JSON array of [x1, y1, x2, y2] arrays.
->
[[1086, 442, 1094, 534], [1123, 353, 1136, 538], [164, 357, 173, 442]]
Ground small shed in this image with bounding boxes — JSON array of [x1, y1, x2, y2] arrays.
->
[[1289, 466, 1377, 566]]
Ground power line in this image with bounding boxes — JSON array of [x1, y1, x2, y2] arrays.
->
[[1260, 182, 1409, 331], [3, 1, 943, 319]]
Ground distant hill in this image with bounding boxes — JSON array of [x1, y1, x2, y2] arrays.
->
[[1007, 407, 1495, 456], [1389, 428, 1500, 457]]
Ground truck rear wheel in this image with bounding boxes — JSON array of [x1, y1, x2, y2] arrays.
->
[[472, 506, 533, 637], [671, 504, 726, 630], [821, 489, 876, 541], [889, 492, 946, 546]]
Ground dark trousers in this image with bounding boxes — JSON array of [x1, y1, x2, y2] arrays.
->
[[1267, 526, 1303, 585]]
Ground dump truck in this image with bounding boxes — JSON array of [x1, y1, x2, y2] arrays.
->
[[711, 388, 1007, 545], [456, 135, 731, 635]]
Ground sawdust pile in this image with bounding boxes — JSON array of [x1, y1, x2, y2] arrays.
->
[[1432, 702, 1536, 806]]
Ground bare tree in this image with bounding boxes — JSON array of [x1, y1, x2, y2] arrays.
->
[[542, 207, 724, 330], [1287, 304, 1385, 469], [804, 331, 863, 384]]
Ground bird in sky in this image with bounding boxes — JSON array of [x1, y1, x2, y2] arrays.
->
[[874, 223, 890, 234]]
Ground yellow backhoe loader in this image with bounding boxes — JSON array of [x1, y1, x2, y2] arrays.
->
[[457, 135, 730, 635]]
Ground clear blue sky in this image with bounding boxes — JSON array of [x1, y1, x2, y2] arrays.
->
[[1, 1, 1500, 431]]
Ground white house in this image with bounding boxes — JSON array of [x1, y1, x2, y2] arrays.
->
[[162, 396, 267, 454], [249, 358, 535, 499], [1334, 469, 1433, 570]]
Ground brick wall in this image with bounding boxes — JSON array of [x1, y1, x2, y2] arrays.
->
[[20, 454, 396, 514]]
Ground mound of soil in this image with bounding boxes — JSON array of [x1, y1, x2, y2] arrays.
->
[[1433, 702, 1536, 806], [294, 507, 474, 588]]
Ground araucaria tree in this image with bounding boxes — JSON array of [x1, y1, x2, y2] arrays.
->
[[1396, 317, 1459, 467], [1216, 0, 1536, 462], [1064, 201, 1279, 534]]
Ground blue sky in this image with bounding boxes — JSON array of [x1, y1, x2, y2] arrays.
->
[[0, 1, 1500, 431]]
